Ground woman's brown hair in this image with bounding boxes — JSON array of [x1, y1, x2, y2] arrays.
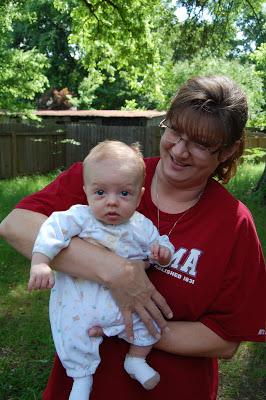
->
[[166, 75, 248, 183]]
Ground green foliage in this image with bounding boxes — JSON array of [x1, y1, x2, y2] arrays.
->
[[121, 99, 140, 111], [242, 148, 266, 164], [11, 0, 86, 92], [250, 43, 266, 112], [1, 0, 266, 117], [225, 161, 266, 253], [234, 0, 266, 55], [247, 41, 266, 129], [0, 0, 49, 112], [251, 42, 266, 78], [248, 111, 266, 130], [61, 0, 174, 109], [175, 0, 266, 58], [0, 48, 49, 112], [75, 68, 105, 109], [167, 55, 265, 124]]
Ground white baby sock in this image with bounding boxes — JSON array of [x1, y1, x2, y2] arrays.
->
[[124, 354, 160, 390], [69, 375, 93, 400]]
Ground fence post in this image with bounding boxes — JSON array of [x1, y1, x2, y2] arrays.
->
[[11, 132, 17, 177]]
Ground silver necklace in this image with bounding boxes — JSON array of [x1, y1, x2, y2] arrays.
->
[[155, 173, 202, 237]]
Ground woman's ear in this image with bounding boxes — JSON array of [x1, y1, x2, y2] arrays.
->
[[219, 140, 241, 163]]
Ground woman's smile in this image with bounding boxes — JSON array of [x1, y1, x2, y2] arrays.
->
[[169, 153, 191, 169]]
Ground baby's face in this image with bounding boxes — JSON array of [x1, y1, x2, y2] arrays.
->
[[84, 158, 144, 225]]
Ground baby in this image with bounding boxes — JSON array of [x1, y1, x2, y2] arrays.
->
[[28, 140, 174, 400]]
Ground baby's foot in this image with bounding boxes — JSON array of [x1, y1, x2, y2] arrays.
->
[[124, 354, 160, 390], [69, 375, 93, 400]]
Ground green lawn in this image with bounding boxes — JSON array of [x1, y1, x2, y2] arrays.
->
[[0, 173, 57, 399], [0, 164, 265, 400]]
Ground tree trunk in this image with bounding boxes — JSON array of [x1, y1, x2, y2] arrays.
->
[[255, 162, 266, 203]]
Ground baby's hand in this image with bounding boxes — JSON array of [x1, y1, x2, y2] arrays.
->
[[28, 264, 55, 291], [150, 243, 171, 266]]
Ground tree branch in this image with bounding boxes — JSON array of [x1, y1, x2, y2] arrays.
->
[[100, 0, 126, 23], [244, 0, 262, 25], [81, 0, 100, 22]]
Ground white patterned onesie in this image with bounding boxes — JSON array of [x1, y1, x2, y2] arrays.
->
[[33, 205, 174, 379]]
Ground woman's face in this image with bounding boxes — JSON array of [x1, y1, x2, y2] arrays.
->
[[159, 130, 225, 189]]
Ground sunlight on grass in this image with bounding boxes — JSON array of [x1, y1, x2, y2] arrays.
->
[[226, 162, 264, 197], [218, 342, 266, 400], [225, 162, 266, 254], [0, 170, 59, 219]]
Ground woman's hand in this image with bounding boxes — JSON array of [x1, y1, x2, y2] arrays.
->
[[109, 260, 173, 341]]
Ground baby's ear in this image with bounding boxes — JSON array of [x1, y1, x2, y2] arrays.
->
[[136, 187, 145, 207]]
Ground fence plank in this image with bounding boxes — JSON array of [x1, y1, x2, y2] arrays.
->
[[0, 124, 66, 178], [65, 124, 160, 166], [11, 133, 17, 177], [0, 134, 12, 178]]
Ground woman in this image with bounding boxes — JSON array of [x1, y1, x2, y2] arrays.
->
[[1, 75, 265, 400]]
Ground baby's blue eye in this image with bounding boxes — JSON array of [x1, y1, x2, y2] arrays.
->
[[121, 191, 129, 197], [96, 190, 104, 196]]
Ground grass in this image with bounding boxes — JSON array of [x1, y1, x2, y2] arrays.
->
[[226, 162, 266, 255], [0, 164, 265, 400], [217, 162, 266, 400], [0, 172, 58, 400]]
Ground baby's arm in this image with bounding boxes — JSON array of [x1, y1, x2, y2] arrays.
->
[[141, 216, 174, 267], [28, 252, 55, 291], [150, 242, 172, 266], [28, 205, 87, 291]]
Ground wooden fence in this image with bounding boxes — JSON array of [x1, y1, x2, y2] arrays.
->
[[0, 112, 265, 179], [0, 121, 66, 179], [245, 129, 266, 149], [65, 124, 161, 167]]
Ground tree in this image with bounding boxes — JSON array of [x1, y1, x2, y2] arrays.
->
[[255, 162, 266, 202], [163, 55, 264, 121], [249, 43, 266, 128], [7, 0, 176, 109], [11, 0, 86, 93], [173, 0, 265, 59], [0, 0, 49, 113], [1, 0, 266, 115], [250, 42, 266, 197], [53, 0, 176, 108]]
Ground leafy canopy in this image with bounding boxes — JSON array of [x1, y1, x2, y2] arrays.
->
[[0, 0, 265, 127], [0, 0, 49, 113]]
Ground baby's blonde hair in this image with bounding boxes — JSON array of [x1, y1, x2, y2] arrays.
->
[[83, 140, 146, 186]]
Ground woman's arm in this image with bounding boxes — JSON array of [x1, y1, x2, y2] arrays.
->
[[0, 209, 47, 258], [0, 208, 173, 340], [155, 320, 239, 358]]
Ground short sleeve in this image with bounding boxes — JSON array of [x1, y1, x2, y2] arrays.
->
[[33, 205, 91, 259], [15, 163, 86, 216], [200, 212, 266, 342]]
